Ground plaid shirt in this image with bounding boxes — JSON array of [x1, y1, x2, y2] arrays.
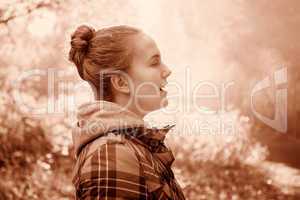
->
[[72, 126, 185, 200]]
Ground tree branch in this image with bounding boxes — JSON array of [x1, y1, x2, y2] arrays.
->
[[0, 0, 61, 24]]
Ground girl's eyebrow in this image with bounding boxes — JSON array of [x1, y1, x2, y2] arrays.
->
[[149, 54, 161, 61]]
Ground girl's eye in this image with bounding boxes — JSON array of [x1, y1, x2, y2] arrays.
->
[[151, 58, 161, 66]]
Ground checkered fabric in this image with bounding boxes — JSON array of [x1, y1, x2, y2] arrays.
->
[[73, 127, 185, 200], [72, 101, 185, 200]]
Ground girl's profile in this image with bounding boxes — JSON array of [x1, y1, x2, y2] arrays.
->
[[69, 24, 186, 200]]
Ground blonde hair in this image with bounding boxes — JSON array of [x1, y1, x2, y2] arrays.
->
[[68, 25, 140, 101]]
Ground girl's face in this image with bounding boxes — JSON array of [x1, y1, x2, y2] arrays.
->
[[125, 32, 172, 116]]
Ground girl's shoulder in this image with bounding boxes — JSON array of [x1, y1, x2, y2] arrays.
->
[[73, 133, 148, 199], [73, 132, 179, 199]]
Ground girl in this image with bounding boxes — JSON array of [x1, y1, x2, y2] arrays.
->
[[69, 25, 185, 200]]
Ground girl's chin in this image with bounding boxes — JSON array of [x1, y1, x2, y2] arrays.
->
[[135, 98, 168, 114], [160, 97, 168, 108]]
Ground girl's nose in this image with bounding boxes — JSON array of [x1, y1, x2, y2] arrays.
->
[[162, 64, 172, 78]]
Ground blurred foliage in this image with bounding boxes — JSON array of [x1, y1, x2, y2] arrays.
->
[[168, 112, 300, 199], [0, 66, 73, 199]]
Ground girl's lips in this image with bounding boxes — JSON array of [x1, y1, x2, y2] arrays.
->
[[160, 89, 167, 95], [159, 87, 166, 92], [159, 82, 167, 91], [159, 82, 168, 95]]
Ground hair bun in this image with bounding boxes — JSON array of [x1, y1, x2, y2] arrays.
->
[[69, 25, 96, 80], [70, 25, 95, 52]]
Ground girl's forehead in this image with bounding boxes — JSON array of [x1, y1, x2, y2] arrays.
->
[[131, 32, 160, 59]]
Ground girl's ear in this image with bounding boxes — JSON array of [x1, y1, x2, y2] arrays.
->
[[110, 74, 130, 94]]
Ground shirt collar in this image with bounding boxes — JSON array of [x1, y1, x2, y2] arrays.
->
[[73, 100, 176, 157]]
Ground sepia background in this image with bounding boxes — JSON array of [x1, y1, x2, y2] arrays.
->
[[0, 0, 300, 199]]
